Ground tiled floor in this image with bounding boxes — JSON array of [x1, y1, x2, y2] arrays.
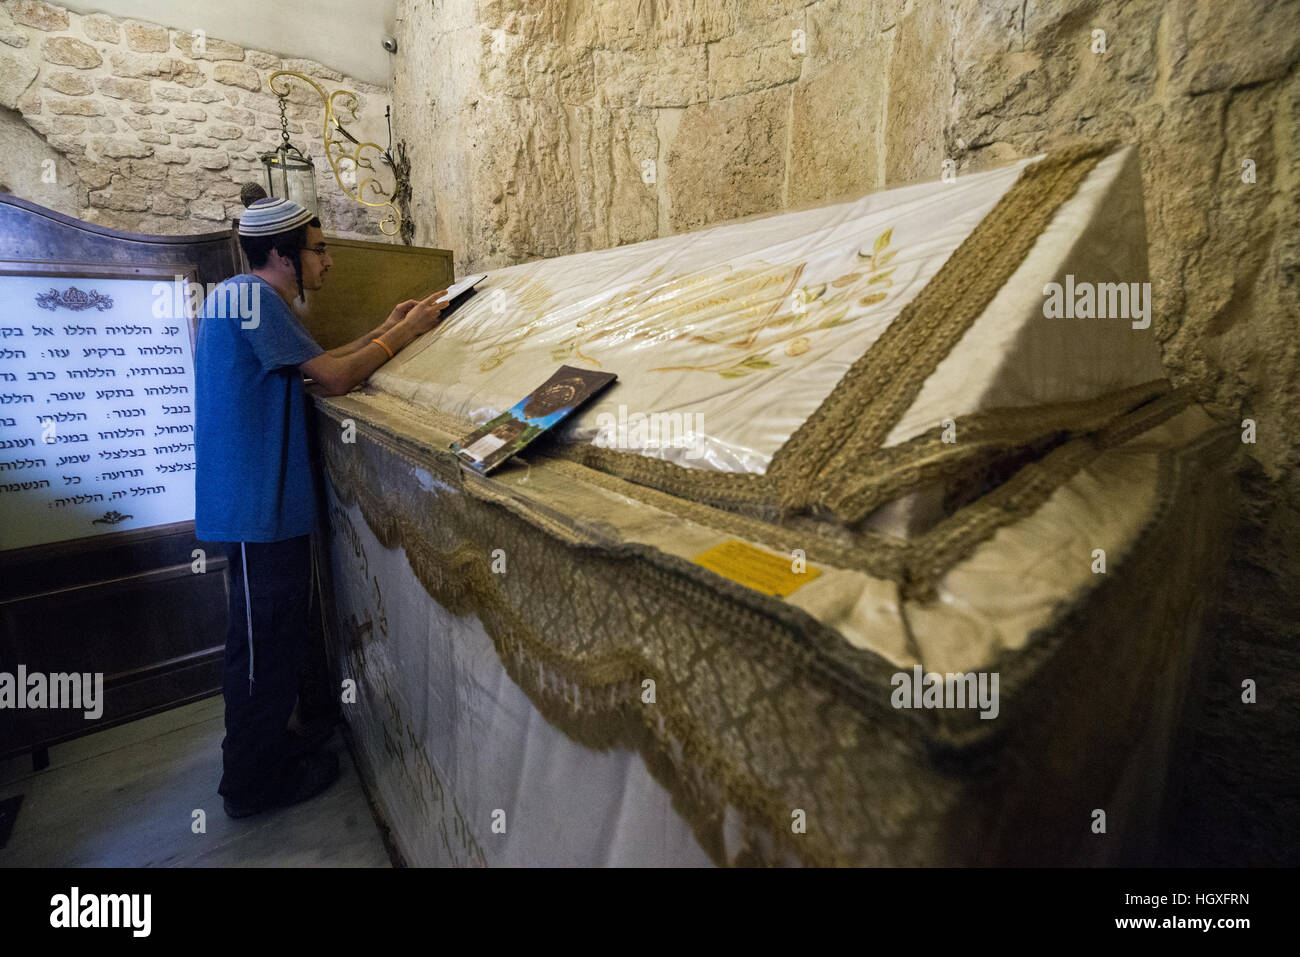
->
[[0, 695, 391, 867]]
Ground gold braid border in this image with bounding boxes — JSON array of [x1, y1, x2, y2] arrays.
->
[[330, 379, 1186, 599]]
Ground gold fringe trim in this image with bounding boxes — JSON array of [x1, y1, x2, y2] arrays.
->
[[321, 426, 853, 865], [314, 387, 1221, 866]]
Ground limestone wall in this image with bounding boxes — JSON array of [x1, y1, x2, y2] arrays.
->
[[391, 0, 949, 270], [947, 0, 1299, 865], [0, 0, 395, 238]]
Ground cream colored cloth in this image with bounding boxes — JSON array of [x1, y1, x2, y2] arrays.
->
[[373, 148, 1160, 477], [374, 159, 1036, 472]]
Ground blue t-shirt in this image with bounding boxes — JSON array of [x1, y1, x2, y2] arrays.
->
[[194, 274, 325, 543]]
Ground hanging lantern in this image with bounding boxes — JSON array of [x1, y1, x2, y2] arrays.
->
[[255, 70, 406, 240], [260, 93, 318, 214]]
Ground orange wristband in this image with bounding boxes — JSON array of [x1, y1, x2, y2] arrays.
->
[[371, 337, 394, 359]]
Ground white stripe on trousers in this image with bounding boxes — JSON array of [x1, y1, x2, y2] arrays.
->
[[241, 541, 254, 695]]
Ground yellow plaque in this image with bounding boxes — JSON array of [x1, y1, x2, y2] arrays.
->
[[691, 539, 822, 598]]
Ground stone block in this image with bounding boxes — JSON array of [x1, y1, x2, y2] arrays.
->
[[98, 136, 153, 158], [173, 104, 207, 121], [164, 171, 202, 198], [214, 104, 255, 126], [14, 86, 40, 113], [44, 71, 93, 96], [245, 50, 280, 70], [593, 45, 707, 108], [20, 112, 51, 135], [97, 76, 153, 102], [240, 91, 282, 113], [89, 185, 151, 210], [884, 0, 948, 184], [151, 193, 188, 215], [653, 0, 733, 46], [42, 36, 102, 69], [0, 49, 39, 109], [110, 52, 203, 87], [805, 0, 895, 69], [82, 16, 120, 44], [190, 197, 227, 220], [665, 87, 789, 231], [45, 132, 84, 155], [1176, 0, 1300, 95], [471, 96, 580, 262], [572, 105, 658, 250], [48, 96, 106, 116], [137, 130, 170, 144], [789, 55, 885, 206], [8, 1, 67, 32], [197, 150, 230, 170], [177, 135, 220, 149], [124, 21, 170, 53], [707, 14, 804, 100], [73, 161, 116, 188], [173, 31, 244, 61], [122, 158, 166, 180], [51, 114, 85, 134], [213, 63, 261, 91], [282, 57, 342, 82]]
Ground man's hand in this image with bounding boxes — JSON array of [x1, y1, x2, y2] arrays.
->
[[300, 288, 449, 397], [400, 289, 448, 336], [380, 299, 420, 333]]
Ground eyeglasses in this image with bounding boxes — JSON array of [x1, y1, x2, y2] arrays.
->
[[304, 244, 330, 256]]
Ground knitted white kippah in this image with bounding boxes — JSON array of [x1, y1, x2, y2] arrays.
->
[[237, 197, 315, 236]]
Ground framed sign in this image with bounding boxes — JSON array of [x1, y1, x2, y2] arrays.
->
[[0, 261, 201, 554]]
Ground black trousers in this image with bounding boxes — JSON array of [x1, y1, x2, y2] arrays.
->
[[218, 535, 332, 802]]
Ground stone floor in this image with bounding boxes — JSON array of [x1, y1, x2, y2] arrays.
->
[[0, 695, 392, 867]]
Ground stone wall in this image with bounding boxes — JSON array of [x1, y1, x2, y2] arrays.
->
[[947, 0, 1300, 865], [390, 0, 1299, 862], [391, 0, 949, 271], [0, 0, 395, 238]]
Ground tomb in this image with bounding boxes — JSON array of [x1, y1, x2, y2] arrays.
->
[[312, 143, 1237, 866]]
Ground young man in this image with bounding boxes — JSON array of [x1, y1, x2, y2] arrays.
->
[[194, 197, 446, 818]]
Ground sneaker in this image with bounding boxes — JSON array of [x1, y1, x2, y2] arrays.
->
[[223, 750, 341, 819]]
